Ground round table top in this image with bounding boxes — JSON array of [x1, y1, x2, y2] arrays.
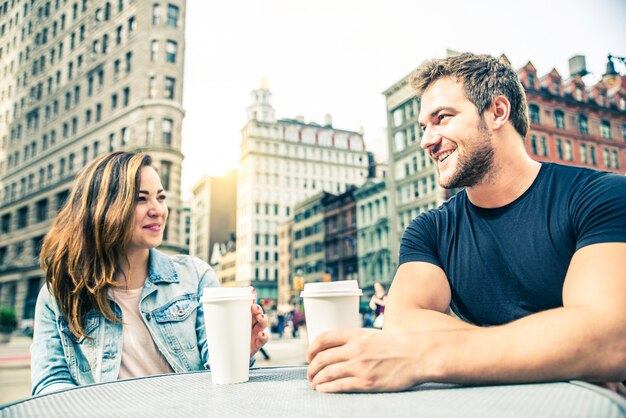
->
[[2, 366, 625, 418]]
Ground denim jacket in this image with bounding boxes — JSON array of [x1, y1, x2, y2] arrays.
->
[[31, 249, 220, 396]]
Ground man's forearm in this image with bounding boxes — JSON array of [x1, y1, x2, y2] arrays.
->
[[384, 307, 476, 333], [420, 306, 626, 385]]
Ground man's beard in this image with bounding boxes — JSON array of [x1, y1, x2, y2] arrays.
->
[[439, 119, 495, 189]]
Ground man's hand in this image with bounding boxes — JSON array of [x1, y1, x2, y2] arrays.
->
[[250, 303, 269, 358], [306, 328, 424, 393]]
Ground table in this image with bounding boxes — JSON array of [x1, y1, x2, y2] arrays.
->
[[1, 367, 625, 417]]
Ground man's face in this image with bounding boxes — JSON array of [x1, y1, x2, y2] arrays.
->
[[418, 78, 495, 189]]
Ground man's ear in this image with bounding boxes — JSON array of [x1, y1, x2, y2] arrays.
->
[[488, 96, 511, 131]]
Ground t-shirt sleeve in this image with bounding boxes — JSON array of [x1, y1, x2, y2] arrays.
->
[[398, 210, 442, 268], [572, 172, 626, 250]]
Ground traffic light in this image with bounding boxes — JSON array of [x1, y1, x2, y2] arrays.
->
[[293, 276, 304, 292]]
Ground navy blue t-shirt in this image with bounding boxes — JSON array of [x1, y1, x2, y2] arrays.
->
[[399, 163, 626, 326]]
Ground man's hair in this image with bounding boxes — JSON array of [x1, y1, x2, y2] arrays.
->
[[40, 151, 152, 338], [410, 53, 529, 138]]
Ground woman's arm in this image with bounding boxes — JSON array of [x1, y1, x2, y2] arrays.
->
[[30, 286, 78, 396]]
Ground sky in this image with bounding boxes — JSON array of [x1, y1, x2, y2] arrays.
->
[[181, 0, 626, 193]]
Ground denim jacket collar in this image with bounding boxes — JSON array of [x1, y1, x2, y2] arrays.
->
[[146, 248, 179, 284]]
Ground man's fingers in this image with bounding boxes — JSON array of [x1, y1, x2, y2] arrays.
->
[[315, 377, 369, 393], [309, 359, 355, 388], [307, 345, 351, 382], [306, 329, 352, 363]]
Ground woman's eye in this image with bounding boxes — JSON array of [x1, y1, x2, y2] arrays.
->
[[137, 196, 147, 202], [158, 195, 167, 201]]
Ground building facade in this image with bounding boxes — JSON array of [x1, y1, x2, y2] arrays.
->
[[354, 179, 394, 296], [291, 192, 327, 287], [276, 219, 293, 308], [236, 84, 369, 301], [518, 55, 625, 173], [323, 187, 358, 284], [189, 169, 237, 265], [0, 0, 187, 322]]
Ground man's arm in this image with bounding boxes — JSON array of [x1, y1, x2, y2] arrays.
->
[[383, 261, 475, 332], [307, 243, 626, 392]]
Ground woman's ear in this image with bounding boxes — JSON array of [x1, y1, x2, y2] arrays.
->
[[489, 96, 511, 131]]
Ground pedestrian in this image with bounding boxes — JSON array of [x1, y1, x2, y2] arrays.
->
[[277, 313, 285, 338], [307, 53, 626, 393], [368, 282, 387, 329], [31, 152, 269, 396]]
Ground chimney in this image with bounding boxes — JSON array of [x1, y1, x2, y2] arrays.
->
[[324, 114, 332, 127], [569, 55, 588, 77], [295, 115, 305, 123]]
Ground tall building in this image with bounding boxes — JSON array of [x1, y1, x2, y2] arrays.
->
[[237, 83, 370, 300], [276, 219, 293, 308], [291, 192, 327, 286], [0, 0, 187, 322], [354, 179, 393, 296], [383, 72, 447, 271], [189, 170, 237, 264], [517, 55, 625, 172], [383, 53, 626, 270], [323, 186, 358, 284]]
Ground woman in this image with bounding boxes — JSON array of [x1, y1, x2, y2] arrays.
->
[[31, 152, 268, 395], [369, 282, 387, 329]]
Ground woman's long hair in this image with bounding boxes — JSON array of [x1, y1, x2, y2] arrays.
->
[[40, 152, 152, 338]]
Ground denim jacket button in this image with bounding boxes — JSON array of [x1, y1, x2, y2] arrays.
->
[[146, 313, 151, 321], [177, 310, 184, 316]]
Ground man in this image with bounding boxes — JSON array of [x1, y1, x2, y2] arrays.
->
[[306, 53, 626, 393]]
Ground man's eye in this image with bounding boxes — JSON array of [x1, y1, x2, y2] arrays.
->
[[438, 114, 451, 122]]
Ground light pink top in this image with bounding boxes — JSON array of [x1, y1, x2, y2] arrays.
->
[[108, 287, 174, 379]]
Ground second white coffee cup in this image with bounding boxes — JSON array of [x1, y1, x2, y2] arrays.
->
[[200, 287, 254, 384], [300, 280, 363, 344]]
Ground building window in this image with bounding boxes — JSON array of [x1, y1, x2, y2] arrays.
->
[[164, 77, 175, 99], [580, 143, 587, 164], [167, 4, 179, 27], [95, 103, 102, 121], [160, 161, 172, 190], [165, 40, 177, 63], [603, 148, 610, 167], [36, 199, 48, 222], [530, 135, 537, 155], [590, 145, 596, 166], [123, 87, 130, 106], [600, 120, 611, 139], [556, 138, 563, 160], [565, 140, 573, 161], [1, 214, 11, 234], [540, 136, 548, 157], [527, 73, 535, 89], [17, 206, 29, 229], [151, 40, 158, 62], [127, 16, 136, 35], [162, 118, 173, 144], [529, 104, 540, 124], [111, 93, 118, 109], [578, 114, 589, 134], [152, 3, 160, 25], [554, 109, 565, 129], [148, 76, 157, 98], [146, 118, 155, 144], [121, 127, 129, 146], [612, 150, 619, 169], [125, 52, 132, 73]]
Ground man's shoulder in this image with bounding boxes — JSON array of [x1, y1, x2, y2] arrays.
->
[[543, 162, 626, 195]]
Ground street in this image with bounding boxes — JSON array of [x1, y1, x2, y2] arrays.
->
[[0, 331, 308, 406]]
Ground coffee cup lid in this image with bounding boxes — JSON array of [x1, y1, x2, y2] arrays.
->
[[300, 280, 363, 298], [200, 286, 255, 302]]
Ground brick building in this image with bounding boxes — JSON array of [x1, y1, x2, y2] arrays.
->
[[517, 55, 625, 172]]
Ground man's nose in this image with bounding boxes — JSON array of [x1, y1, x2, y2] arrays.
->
[[420, 125, 441, 151]]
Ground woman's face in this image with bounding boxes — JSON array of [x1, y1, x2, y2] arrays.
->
[[128, 166, 168, 253]]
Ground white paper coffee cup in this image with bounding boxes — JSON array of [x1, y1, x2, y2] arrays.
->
[[300, 280, 363, 344], [200, 287, 254, 384]]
